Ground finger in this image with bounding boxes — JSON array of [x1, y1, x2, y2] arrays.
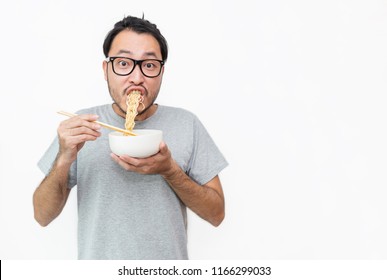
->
[[111, 153, 134, 171], [58, 125, 101, 143], [68, 119, 101, 131], [62, 134, 100, 147], [159, 141, 167, 151], [119, 155, 141, 166], [76, 114, 100, 130], [158, 141, 170, 156], [67, 126, 101, 138], [60, 115, 100, 130], [78, 114, 99, 121], [111, 153, 120, 161]]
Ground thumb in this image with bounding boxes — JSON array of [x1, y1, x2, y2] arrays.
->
[[159, 141, 168, 154]]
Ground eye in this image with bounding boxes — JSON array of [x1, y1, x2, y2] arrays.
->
[[144, 62, 156, 69], [114, 58, 132, 69], [118, 60, 128, 67]]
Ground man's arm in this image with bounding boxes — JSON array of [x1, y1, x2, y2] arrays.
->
[[111, 142, 225, 226], [33, 158, 72, 226], [33, 114, 101, 226], [163, 167, 225, 227]]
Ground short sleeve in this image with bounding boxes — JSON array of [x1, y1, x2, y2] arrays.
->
[[186, 117, 228, 185]]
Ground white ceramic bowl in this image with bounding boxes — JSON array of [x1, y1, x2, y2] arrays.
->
[[109, 129, 163, 158]]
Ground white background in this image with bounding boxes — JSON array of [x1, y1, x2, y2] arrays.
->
[[0, 0, 387, 259]]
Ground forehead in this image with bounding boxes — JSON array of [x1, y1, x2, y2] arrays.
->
[[109, 29, 162, 59]]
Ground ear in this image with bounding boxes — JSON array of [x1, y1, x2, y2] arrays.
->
[[102, 60, 108, 81]]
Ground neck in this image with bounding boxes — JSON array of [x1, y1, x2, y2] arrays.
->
[[112, 102, 126, 118]]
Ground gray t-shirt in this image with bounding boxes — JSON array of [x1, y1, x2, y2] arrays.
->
[[38, 104, 228, 260]]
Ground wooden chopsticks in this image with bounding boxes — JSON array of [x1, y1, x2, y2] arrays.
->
[[57, 111, 137, 136]]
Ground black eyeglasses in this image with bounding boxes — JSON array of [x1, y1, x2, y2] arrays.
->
[[106, 57, 165, 78]]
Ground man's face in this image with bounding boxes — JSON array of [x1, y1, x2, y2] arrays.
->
[[103, 29, 164, 120]]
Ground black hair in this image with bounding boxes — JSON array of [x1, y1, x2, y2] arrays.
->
[[103, 15, 168, 61]]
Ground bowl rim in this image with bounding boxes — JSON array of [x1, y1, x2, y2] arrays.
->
[[109, 129, 162, 137]]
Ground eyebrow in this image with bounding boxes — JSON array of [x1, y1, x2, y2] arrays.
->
[[116, 50, 159, 59], [116, 50, 132, 55]]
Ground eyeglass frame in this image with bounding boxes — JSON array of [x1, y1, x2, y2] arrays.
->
[[105, 56, 165, 78]]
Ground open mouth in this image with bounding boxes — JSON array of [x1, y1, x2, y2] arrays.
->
[[127, 90, 144, 102]]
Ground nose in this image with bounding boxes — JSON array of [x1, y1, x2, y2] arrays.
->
[[128, 64, 145, 84]]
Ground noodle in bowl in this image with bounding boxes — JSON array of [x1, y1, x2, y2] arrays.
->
[[109, 129, 163, 158]]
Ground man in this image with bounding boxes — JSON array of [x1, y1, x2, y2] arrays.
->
[[33, 15, 228, 260]]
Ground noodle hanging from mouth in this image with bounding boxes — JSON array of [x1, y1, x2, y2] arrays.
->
[[124, 90, 143, 135]]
